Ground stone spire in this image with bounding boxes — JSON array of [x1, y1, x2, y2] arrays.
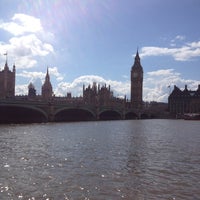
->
[[132, 48, 143, 71], [42, 67, 53, 99], [45, 67, 50, 82]]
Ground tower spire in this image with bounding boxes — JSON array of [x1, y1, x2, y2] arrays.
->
[[132, 48, 141, 70], [42, 66, 53, 99], [45, 67, 50, 82], [136, 49, 140, 63]]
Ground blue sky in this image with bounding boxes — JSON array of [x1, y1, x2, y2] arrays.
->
[[0, 0, 200, 102]]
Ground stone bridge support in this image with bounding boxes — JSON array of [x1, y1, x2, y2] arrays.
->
[[0, 99, 148, 123]]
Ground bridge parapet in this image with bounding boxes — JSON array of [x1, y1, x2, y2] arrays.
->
[[0, 98, 153, 122]]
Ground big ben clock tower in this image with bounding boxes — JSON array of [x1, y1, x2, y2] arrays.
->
[[131, 50, 143, 109]]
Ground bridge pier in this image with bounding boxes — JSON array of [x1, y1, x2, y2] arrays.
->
[[47, 103, 55, 122], [48, 114, 55, 122]]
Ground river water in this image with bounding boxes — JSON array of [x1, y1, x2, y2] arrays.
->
[[0, 120, 200, 200]]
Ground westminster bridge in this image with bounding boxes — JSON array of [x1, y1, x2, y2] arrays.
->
[[0, 96, 165, 123], [0, 97, 169, 123]]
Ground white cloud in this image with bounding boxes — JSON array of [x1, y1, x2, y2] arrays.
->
[[147, 69, 176, 76], [144, 69, 200, 102], [0, 14, 54, 69], [15, 84, 28, 95], [188, 41, 200, 48], [170, 35, 186, 47], [9, 34, 53, 56], [175, 35, 185, 41], [17, 70, 45, 79], [0, 13, 43, 36], [15, 56, 37, 69], [140, 39, 200, 61], [49, 67, 64, 82]]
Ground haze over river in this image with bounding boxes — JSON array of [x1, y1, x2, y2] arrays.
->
[[0, 120, 200, 200]]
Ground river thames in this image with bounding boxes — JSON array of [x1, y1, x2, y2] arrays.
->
[[0, 119, 200, 200]]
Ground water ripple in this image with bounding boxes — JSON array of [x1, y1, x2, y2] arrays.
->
[[0, 120, 200, 199]]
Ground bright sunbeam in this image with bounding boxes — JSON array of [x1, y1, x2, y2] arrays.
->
[[17, 0, 114, 37]]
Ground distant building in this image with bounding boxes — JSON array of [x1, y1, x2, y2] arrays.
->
[[0, 61, 15, 98], [42, 68, 53, 99], [28, 82, 36, 98], [168, 85, 200, 115], [0, 51, 144, 111], [131, 50, 143, 109], [83, 82, 122, 106]]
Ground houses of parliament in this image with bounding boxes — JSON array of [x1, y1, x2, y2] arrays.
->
[[0, 51, 143, 110]]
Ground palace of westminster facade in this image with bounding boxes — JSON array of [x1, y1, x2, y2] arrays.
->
[[0, 51, 143, 110]]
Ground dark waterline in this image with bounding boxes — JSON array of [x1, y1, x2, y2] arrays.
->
[[0, 120, 200, 199]]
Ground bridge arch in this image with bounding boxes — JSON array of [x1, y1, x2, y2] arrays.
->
[[0, 105, 48, 123], [54, 107, 96, 122], [140, 113, 150, 119], [125, 111, 138, 119], [99, 109, 122, 120]]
